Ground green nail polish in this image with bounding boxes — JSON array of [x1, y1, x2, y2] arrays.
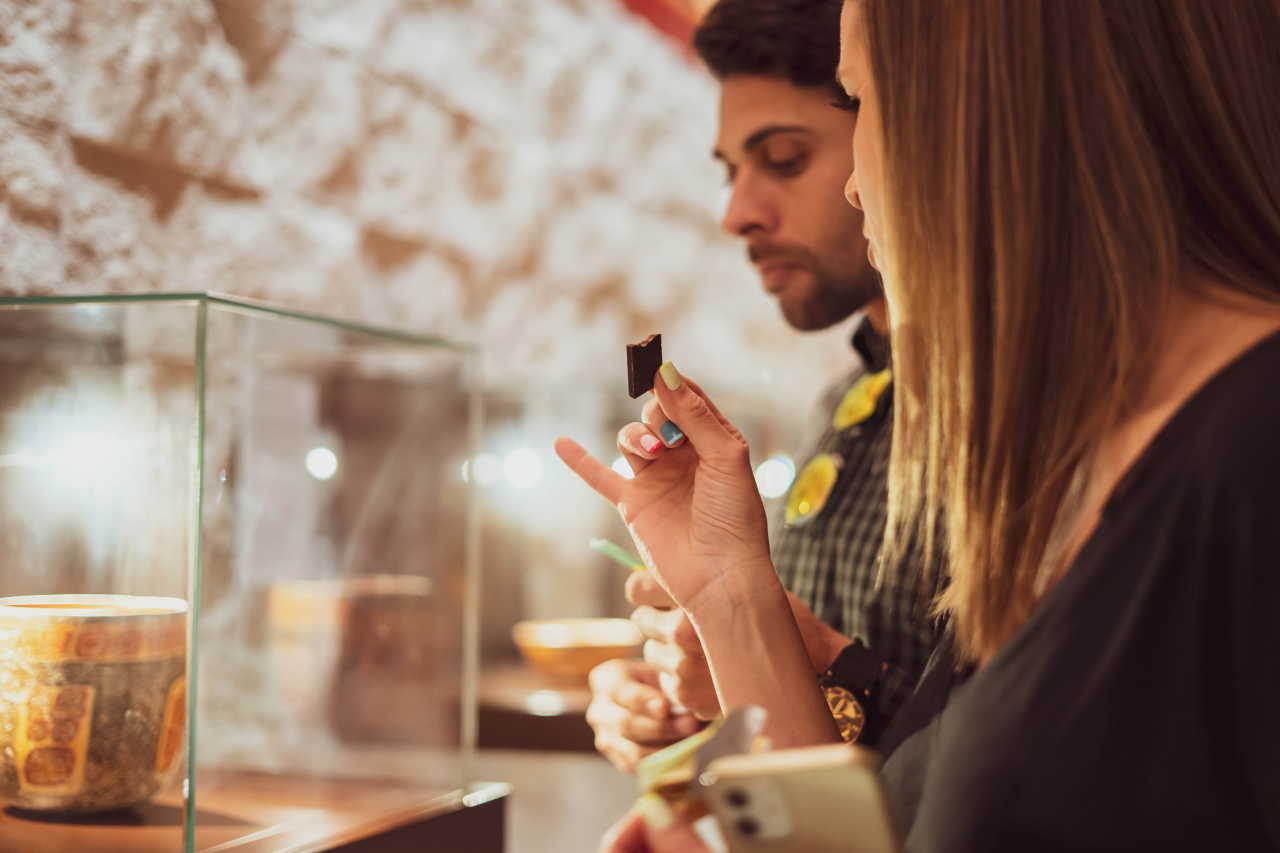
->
[[659, 361, 682, 391], [660, 421, 684, 446]]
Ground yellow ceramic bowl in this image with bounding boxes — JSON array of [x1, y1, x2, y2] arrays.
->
[[513, 618, 644, 677]]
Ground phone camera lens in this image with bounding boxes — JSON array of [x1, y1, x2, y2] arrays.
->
[[735, 818, 760, 837], [726, 789, 749, 808]]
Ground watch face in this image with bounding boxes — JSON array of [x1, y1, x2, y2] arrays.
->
[[823, 685, 866, 743]]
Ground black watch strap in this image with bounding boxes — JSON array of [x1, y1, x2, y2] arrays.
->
[[818, 640, 889, 745], [821, 640, 882, 694]]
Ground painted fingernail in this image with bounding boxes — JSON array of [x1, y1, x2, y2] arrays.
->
[[659, 421, 684, 446], [635, 793, 676, 833], [659, 360, 682, 391], [639, 434, 663, 455], [677, 715, 700, 735]]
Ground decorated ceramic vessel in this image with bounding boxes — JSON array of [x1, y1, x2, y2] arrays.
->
[[268, 576, 437, 744], [0, 595, 187, 813]]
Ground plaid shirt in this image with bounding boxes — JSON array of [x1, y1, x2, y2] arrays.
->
[[771, 317, 941, 720]]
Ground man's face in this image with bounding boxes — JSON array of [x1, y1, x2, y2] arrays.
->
[[715, 75, 879, 332]]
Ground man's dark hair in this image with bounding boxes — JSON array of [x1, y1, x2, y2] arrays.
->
[[692, 0, 845, 99]]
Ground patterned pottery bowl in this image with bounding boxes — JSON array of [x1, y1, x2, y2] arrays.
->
[[0, 595, 187, 813], [268, 576, 437, 744]]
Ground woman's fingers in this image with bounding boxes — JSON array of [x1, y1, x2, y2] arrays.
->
[[554, 437, 627, 505], [641, 397, 664, 426], [638, 398, 685, 449], [618, 422, 666, 474], [650, 362, 743, 462], [680, 376, 743, 441], [644, 377, 740, 440], [637, 367, 743, 453]]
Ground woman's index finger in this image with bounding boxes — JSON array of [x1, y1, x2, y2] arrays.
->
[[554, 437, 627, 505]]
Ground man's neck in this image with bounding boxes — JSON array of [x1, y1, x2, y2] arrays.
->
[[864, 297, 889, 336], [852, 299, 892, 373]]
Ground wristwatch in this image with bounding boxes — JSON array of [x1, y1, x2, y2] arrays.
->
[[818, 640, 888, 745]]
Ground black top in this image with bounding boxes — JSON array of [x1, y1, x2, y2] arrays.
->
[[880, 330, 1280, 852]]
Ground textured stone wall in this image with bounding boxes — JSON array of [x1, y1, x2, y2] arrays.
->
[[2, 0, 858, 649], [0, 0, 848, 404]]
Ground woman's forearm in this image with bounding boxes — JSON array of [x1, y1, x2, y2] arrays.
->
[[685, 566, 843, 748]]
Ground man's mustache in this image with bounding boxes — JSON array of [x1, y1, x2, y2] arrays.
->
[[747, 242, 818, 268]]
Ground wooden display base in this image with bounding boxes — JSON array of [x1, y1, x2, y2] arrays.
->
[[478, 662, 597, 752], [0, 774, 508, 853]]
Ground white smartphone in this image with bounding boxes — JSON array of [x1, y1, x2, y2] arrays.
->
[[703, 742, 902, 853]]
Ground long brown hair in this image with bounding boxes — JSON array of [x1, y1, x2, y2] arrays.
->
[[861, 0, 1280, 661]]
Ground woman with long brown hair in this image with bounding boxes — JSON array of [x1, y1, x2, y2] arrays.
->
[[557, 0, 1280, 849]]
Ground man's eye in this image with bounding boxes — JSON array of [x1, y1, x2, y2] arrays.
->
[[832, 95, 861, 114], [766, 155, 807, 176]]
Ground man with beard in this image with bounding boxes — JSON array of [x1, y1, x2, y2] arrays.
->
[[586, 0, 940, 772]]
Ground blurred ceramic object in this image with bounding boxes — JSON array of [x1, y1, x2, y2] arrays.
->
[[513, 618, 644, 677], [0, 595, 187, 813], [268, 575, 438, 743]]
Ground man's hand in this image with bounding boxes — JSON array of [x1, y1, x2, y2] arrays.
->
[[587, 658, 703, 774], [627, 571, 721, 720], [629, 570, 853, 706]]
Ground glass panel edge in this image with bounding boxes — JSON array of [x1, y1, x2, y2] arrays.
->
[[0, 292, 477, 353], [186, 300, 208, 853]]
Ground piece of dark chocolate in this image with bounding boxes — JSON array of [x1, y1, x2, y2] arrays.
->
[[627, 334, 663, 398]]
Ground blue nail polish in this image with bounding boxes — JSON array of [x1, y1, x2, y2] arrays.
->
[[660, 421, 684, 446]]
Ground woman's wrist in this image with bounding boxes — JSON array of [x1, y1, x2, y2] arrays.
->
[[680, 556, 783, 630], [683, 566, 842, 748]]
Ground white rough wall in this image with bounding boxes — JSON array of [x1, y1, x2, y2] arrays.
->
[[0, 0, 849, 407]]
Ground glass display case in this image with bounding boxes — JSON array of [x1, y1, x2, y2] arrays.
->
[[0, 294, 497, 852]]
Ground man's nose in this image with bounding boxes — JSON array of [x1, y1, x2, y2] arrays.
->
[[720, 172, 778, 238]]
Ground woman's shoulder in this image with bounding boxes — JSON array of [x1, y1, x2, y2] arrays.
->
[[1176, 329, 1280, 485]]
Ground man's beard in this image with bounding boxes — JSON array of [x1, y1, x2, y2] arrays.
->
[[748, 242, 882, 332]]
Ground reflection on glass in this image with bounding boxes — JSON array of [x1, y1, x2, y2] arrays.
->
[[0, 295, 480, 853]]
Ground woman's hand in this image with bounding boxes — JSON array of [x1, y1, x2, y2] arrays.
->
[[558, 362, 842, 749], [554, 362, 775, 619], [597, 797, 712, 853]]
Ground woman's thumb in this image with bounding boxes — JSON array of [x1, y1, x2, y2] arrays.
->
[[652, 362, 735, 457]]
